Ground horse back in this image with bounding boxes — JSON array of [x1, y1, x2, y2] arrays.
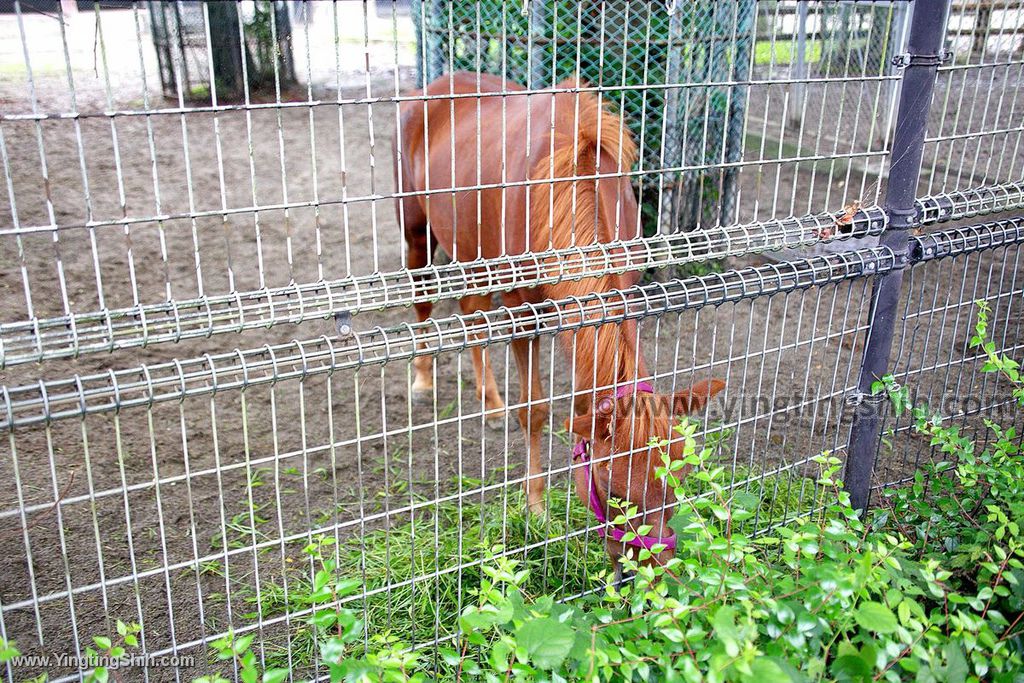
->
[[395, 72, 553, 260], [395, 72, 639, 276]]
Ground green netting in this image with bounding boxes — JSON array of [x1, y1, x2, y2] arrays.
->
[[411, 0, 755, 230]]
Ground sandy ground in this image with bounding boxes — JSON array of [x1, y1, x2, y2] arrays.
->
[[0, 8, 1022, 681]]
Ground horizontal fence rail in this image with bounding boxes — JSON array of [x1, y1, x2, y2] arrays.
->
[[5, 215, 1024, 432], [5, 179, 1023, 370], [1, 246, 895, 430], [0, 209, 885, 368], [916, 182, 1024, 223]]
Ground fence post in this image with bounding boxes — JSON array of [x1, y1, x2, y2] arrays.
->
[[844, 0, 950, 512], [790, 1, 809, 128]]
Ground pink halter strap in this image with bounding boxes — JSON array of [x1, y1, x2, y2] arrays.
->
[[571, 380, 677, 552]]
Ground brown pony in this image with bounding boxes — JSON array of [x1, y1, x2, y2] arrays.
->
[[394, 72, 725, 568]]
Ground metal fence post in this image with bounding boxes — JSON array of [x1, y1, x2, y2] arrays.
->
[[790, 1, 809, 128], [844, 0, 951, 512]]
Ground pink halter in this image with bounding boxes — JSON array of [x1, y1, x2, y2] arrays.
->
[[572, 380, 677, 552]]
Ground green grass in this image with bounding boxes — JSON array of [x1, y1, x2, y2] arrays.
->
[[239, 435, 827, 672], [754, 39, 823, 66], [247, 480, 603, 671]]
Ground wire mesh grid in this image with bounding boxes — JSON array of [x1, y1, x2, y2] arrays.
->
[[0, 0, 1022, 680]]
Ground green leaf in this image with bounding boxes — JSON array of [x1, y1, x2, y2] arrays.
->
[[831, 655, 872, 682], [320, 635, 346, 665], [335, 578, 363, 597], [489, 638, 513, 671], [516, 616, 575, 670], [311, 609, 339, 629], [460, 607, 497, 633], [854, 602, 898, 634], [335, 611, 364, 642], [0, 641, 21, 663], [751, 657, 802, 682], [439, 647, 462, 667], [336, 658, 375, 683], [233, 633, 255, 654], [262, 670, 289, 683], [662, 628, 685, 643], [712, 606, 740, 657], [313, 569, 333, 592], [92, 636, 112, 650], [942, 642, 968, 683]]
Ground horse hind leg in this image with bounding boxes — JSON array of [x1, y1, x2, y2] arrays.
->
[[411, 298, 434, 397], [458, 294, 506, 424], [402, 202, 436, 398]]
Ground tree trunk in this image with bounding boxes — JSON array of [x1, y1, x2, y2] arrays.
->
[[207, 1, 244, 99]]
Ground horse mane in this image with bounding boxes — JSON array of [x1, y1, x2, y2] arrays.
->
[[528, 81, 641, 393], [613, 393, 672, 466]]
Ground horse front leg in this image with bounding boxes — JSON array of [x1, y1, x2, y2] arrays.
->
[[511, 336, 548, 515]]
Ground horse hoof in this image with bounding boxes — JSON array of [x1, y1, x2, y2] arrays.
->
[[527, 499, 547, 517], [484, 414, 506, 431], [411, 388, 434, 405]]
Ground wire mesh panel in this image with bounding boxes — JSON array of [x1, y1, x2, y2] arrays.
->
[[744, 1, 908, 261], [879, 224, 1024, 488], [923, 1, 1024, 198], [0, 1, 1022, 681]]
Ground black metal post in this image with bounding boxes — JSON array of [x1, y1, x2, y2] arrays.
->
[[844, 0, 950, 512]]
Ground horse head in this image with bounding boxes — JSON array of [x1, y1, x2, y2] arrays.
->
[[567, 378, 726, 577]]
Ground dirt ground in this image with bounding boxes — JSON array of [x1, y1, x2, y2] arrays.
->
[[0, 55, 1022, 682]]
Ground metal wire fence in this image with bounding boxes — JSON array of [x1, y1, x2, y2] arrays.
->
[[0, 0, 1022, 680]]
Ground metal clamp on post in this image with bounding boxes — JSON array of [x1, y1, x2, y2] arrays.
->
[[881, 207, 917, 267], [334, 310, 354, 339], [890, 49, 953, 69], [886, 207, 918, 231], [845, 389, 888, 409]]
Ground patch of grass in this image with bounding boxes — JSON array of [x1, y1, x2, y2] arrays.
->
[[239, 429, 825, 672], [210, 503, 272, 550], [249, 481, 603, 671], [188, 84, 211, 101], [754, 39, 823, 66]]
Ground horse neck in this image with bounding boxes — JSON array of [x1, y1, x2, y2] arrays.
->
[[565, 317, 647, 395], [526, 87, 644, 396]]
